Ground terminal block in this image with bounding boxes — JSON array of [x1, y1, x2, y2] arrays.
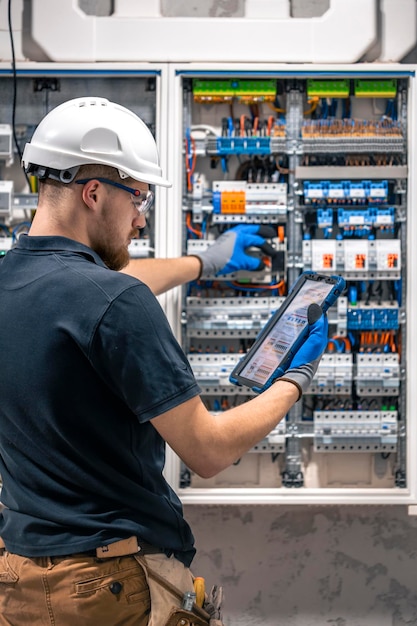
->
[[193, 78, 277, 103], [355, 353, 400, 396], [317, 208, 333, 228], [354, 79, 397, 98], [306, 79, 350, 99], [205, 132, 286, 156], [207, 135, 272, 156], [337, 207, 395, 230], [347, 301, 399, 330], [314, 410, 398, 452], [301, 120, 404, 154], [303, 180, 389, 205]]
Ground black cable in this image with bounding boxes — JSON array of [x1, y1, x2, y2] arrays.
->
[[8, 0, 31, 189]]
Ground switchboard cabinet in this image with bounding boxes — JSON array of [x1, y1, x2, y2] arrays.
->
[[1, 62, 417, 508], [163, 64, 417, 506]]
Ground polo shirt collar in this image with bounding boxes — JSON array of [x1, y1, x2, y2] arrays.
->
[[16, 234, 107, 268]]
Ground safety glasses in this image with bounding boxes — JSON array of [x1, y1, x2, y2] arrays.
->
[[76, 177, 154, 216]]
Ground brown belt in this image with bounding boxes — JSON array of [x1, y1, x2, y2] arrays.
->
[[0, 536, 168, 560]]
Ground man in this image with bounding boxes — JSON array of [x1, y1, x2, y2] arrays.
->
[[0, 97, 328, 626]]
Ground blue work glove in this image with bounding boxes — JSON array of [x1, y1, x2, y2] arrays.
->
[[280, 303, 328, 399], [196, 225, 277, 277]]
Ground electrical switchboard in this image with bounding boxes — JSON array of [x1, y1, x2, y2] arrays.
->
[[1, 62, 416, 507], [165, 66, 416, 505]]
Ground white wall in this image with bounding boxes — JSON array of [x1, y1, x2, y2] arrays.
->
[[2, 0, 415, 64]]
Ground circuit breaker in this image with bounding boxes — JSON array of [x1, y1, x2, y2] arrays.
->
[[165, 65, 415, 505]]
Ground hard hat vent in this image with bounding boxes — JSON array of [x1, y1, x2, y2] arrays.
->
[[81, 128, 121, 155]]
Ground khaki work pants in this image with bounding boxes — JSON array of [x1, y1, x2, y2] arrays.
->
[[0, 550, 196, 626]]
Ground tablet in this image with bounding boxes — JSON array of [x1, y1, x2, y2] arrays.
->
[[229, 271, 346, 393]]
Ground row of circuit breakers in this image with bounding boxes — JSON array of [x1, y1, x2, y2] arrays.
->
[[180, 77, 406, 489]]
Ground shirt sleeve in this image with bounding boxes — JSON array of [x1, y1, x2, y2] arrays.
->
[[89, 282, 201, 422]]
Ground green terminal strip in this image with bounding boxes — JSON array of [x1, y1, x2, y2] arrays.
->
[[192, 79, 276, 99], [354, 79, 397, 98], [306, 79, 350, 98]]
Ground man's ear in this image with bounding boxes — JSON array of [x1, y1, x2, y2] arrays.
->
[[80, 180, 101, 210]]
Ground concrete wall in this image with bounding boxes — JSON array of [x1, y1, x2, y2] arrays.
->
[[185, 504, 417, 625]]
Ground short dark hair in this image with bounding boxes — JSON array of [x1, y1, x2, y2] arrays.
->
[[73, 164, 123, 183]]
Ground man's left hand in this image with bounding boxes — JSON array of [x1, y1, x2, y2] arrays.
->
[[195, 225, 277, 277]]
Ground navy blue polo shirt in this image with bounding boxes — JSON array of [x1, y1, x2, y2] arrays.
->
[[0, 235, 200, 566]]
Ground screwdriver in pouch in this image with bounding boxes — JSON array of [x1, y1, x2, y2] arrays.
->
[[193, 577, 205, 607]]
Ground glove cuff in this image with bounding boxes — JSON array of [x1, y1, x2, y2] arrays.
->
[[188, 255, 204, 280], [278, 377, 303, 401]]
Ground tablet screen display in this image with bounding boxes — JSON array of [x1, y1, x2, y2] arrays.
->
[[237, 278, 334, 386]]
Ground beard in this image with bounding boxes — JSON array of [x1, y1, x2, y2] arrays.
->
[[91, 201, 137, 271], [94, 241, 130, 271]]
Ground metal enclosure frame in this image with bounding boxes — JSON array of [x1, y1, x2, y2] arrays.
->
[[1, 61, 417, 509], [163, 62, 417, 509]]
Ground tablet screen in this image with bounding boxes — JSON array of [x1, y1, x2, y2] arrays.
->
[[237, 278, 334, 386]]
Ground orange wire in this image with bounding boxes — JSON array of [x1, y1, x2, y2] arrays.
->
[[266, 102, 286, 114], [185, 136, 197, 193], [186, 212, 202, 238], [332, 335, 352, 353], [231, 280, 286, 293]]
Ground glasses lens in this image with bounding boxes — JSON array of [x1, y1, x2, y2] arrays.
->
[[131, 190, 154, 215]]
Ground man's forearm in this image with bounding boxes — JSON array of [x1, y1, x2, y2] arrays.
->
[[120, 256, 201, 295], [152, 379, 299, 478]]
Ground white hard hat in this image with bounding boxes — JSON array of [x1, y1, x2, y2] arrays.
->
[[22, 96, 171, 187]]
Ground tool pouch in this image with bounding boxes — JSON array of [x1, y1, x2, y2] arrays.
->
[[134, 554, 214, 626], [164, 607, 209, 626]]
